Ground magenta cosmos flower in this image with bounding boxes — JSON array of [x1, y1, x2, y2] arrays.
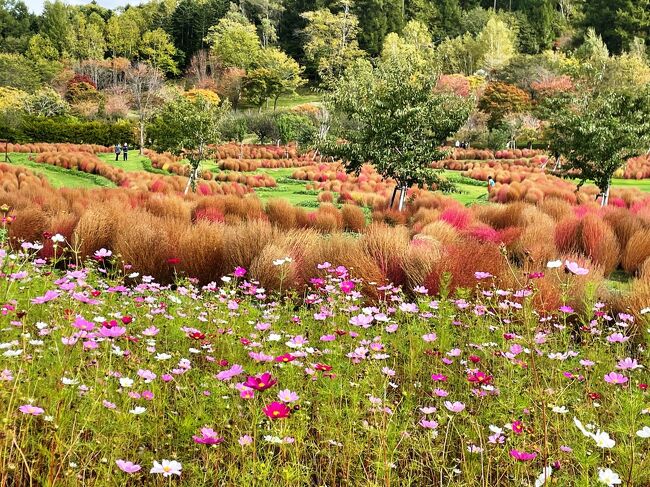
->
[[510, 449, 537, 461], [19, 404, 44, 416], [116, 460, 141, 473], [244, 372, 277, 391], [233, 266, 247, 277], [192, 427, 225, 445], [263, 401, 291, 420], [604, 372, 628, 385]]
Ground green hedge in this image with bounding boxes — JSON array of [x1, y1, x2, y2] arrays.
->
[[16, 117, 136, 146]]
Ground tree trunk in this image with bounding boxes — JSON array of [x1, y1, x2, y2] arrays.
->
[[274, 95, 279, 111], [184, 162, 200, 195], [389, 186, 398, 208], [398, 185, 407, 211], [139, 121, 145, 155], [601, 181, 610, 207]]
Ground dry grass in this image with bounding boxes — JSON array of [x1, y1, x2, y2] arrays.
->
[[418, 221, 460, 247], [403, 236, 443, 292], [360, 224, 410, 286], [622, 229, 650, 275], [266, 199, 297, 230], [341, 204, 366, 233], [578, 215, 620, 275], [539, 197, 573, 221], [175, 221, 227, 284]]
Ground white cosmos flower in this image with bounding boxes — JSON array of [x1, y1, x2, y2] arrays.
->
[[61, 377, 79, 385], [534, 466, 553, 487], [155, 353, 172, 361], [551, 405, 568, 414], [119, 377, 134, 388], [598, 468, 621, 486], [547, 260, 562, 268], [129, 406, 146, 415], [636, 426, 650, 438]]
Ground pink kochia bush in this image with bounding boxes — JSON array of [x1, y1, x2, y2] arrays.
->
[[1, 245, 649, 486]]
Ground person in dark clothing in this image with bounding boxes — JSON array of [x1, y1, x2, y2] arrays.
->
[[122, 143, 128, 161], [114, 143, 121, 161]]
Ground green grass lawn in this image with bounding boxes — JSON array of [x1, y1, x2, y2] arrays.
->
[[97, 152, 152, 172], [6, 153, 115, 189]]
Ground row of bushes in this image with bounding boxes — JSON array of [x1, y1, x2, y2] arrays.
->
[[4, 116, 136, 146], [4, 143, 111, 154], [3, 172, 650, 314]]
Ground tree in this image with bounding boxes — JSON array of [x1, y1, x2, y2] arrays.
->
[[206, 6, 262, 70], [126, 63, 164, 154], [139, 28, 178, 75], [478, 81, 530, 128], [41, 0, 71, 56], [301, 3, 366, 85], [106, 10, 142, 59], [381, 20, 435, 70], [474, 15, 517, 72], [149, 94, 230, 193], [353, 0, 404, 55], [0, 0, 35, 53], [582, 0, 650, 54], [168, 0, 228, 68], [248, 47, 305, 109], [322, 58, 471, 210], [25, 34, 59, 62], [68, 12, 106, 62], [24, 87, 69, 117], [547, 89, 650, 206]]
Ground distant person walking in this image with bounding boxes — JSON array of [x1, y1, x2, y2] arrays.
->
[[487, 175, 496, 193], [114, 143, 121, 161], [122, 143, 129, 161]]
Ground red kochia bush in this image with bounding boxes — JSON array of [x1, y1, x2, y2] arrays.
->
[[424, 239, 507, 295]]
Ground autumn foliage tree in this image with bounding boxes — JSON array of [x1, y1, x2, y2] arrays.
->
[[478, 81, 531, 129]]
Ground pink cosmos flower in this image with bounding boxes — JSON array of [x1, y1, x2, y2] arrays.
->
[[474, 272, 493, 279], [244, 372, 277, 391], [192, 427, 225, 445], [30, 290, 60, 304], [607, 333, 629, 343], [262, 401, 291, 420], [444, 401, 465, 413], [239, 435, 253, 446], [94, 248, 112, 259], [558, 305, 574, 313], [604, 372, 628, 385], [19, 404, 44, 416], [511, 420, 524, 434], [320, 334, 336, 341], [99, 326, 126, 338], [509, 449, 537, 461], [116, 460, 141, 473], [419, 419, 438, 429], [215, 364, 244, 381], [277, 389, 299, 403], [433, 388, 449, 397], [616, 358, 641, 370], [565, 260, 588, 275], [422, 333, 437, 343]]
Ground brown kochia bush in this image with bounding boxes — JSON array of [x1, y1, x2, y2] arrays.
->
[[266, 199, 297, 230], [341, 204, 366, 233], [175, 221, 227, 284], [360, 224, 410, 286], [622, 229, 650, 275]]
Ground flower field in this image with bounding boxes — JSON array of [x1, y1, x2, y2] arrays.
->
[[1, 245, 649, 486], [1, 144, 650, 486]]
